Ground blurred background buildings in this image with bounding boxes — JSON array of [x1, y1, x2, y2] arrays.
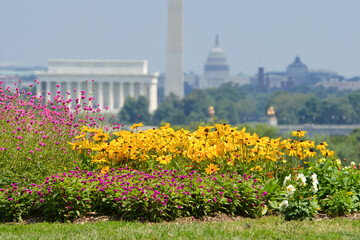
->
[[1, 0, 360, 111]]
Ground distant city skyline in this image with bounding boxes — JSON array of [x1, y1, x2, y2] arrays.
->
[[1, 0, 359, 78]]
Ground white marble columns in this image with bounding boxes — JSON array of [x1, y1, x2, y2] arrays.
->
[[149, 78, 158, 113], [36, 80, 158, 113]]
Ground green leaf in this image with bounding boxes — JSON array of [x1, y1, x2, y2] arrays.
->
[[261, 207, 268, 215], [268, 200, 279, 209]]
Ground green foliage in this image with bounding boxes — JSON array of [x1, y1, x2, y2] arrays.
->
[[237, 123, 279, 138], [297, 97, 322, 124], [0, 173, 93, 222], [119, 96, 150, 124], [316, 96, 357, 124], [313, 129, 360, 164], [281, 198, 319, 221], [0, 82, 105, 186], [152, 94, 186, 124], [261, 156, 360, 220], [278, 173, 320, 221], [154, 84, 360, 126], [305, 158, 360, 217], [0, 168, 268, 223], [154, 83, 269, 125], [321, 190, 359, 217], [269, 92, 308, 124], [38, 175, 93, 222], [261, 178, 285, 212], [0, 183, 35, 222]]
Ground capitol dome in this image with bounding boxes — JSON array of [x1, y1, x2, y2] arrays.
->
[[286, 56, 308, 83], [204, 35, 230, 76]]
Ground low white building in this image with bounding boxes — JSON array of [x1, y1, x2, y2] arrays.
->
[[314, 78, 360, 90], [36, 59, 158, 113]]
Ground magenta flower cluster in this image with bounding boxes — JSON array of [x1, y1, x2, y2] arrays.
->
[[0, 80, 121, 185], [0, 167, 268, 222]]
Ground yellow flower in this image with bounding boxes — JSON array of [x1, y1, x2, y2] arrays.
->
[[250, 166, 263, 171], [322, 149, 334, 157], [92, 158, 107, 163], [156, 155, 172, 165], [131, 123, 144, 131], [68, 141, 82, 150], [316, 142, 328, 151], [304, 148, 317, 158], [205, 163, 220, 175], [68, 141, 77, 150], [101, 166, 109, 174], [75, 133, 86, 139], [285, 145, 297, 157], [292, 130, 307, 137], [335, 158, 341, 166], [82, 126, 100, 133], [92, 130, 110, 142], [197, 126, 214, 137], [75, 123, 337, 175], [91, 143, 108, 152]]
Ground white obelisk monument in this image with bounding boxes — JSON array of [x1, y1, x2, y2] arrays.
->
[[165, 0, 184, 98]]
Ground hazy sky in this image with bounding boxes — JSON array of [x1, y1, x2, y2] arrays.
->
[[1, 0, 359, 77]]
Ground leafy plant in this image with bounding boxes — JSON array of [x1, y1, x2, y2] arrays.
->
[[321, 190, 359, 217], [305, 158, 360, 216], [0, 168, 268, 222], [279, 173, 319, 220], [0, 80, 119, 186]]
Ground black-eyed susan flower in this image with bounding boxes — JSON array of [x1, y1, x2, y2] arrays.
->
[[92, 130, 109, 142], [101, 166, 109, 174], [316, 142, 328, 151], [292, 130, 307, 137], [321, 149, 334, 157], [205, 163, 220, 175], [156, 155, 172, 165], [131, 122, 143, 131]]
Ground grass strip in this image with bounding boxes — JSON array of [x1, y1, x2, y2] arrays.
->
[[0, 216, 359, 240]]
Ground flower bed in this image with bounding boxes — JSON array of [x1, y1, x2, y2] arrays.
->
[[0, 167, 267, 222], [71, 123, 334, 176], [1, 80, 360, 223], [0, 80, 118, 185]]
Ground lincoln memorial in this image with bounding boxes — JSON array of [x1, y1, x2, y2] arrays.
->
[[36, 59, 158, 113]]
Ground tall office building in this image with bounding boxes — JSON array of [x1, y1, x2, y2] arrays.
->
[[164, 0, 184, 98]]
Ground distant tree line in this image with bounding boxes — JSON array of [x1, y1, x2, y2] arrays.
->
[[118, 83, 360, 126]]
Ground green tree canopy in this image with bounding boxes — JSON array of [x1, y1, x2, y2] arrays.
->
[[151, 93, 186, 125], [119, 96, 150, 124]]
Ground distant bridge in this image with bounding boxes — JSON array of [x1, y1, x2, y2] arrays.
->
[[277, 124, 360, 136]]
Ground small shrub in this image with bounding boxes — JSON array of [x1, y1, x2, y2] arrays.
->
[[306, 158, 360, 216], [279, 173, 319, 220]]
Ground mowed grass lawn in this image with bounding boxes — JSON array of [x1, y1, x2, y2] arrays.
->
[[1, 216, 360, 240]]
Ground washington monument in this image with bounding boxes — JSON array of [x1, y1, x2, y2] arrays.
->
[[165, 0, 184, 98]]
